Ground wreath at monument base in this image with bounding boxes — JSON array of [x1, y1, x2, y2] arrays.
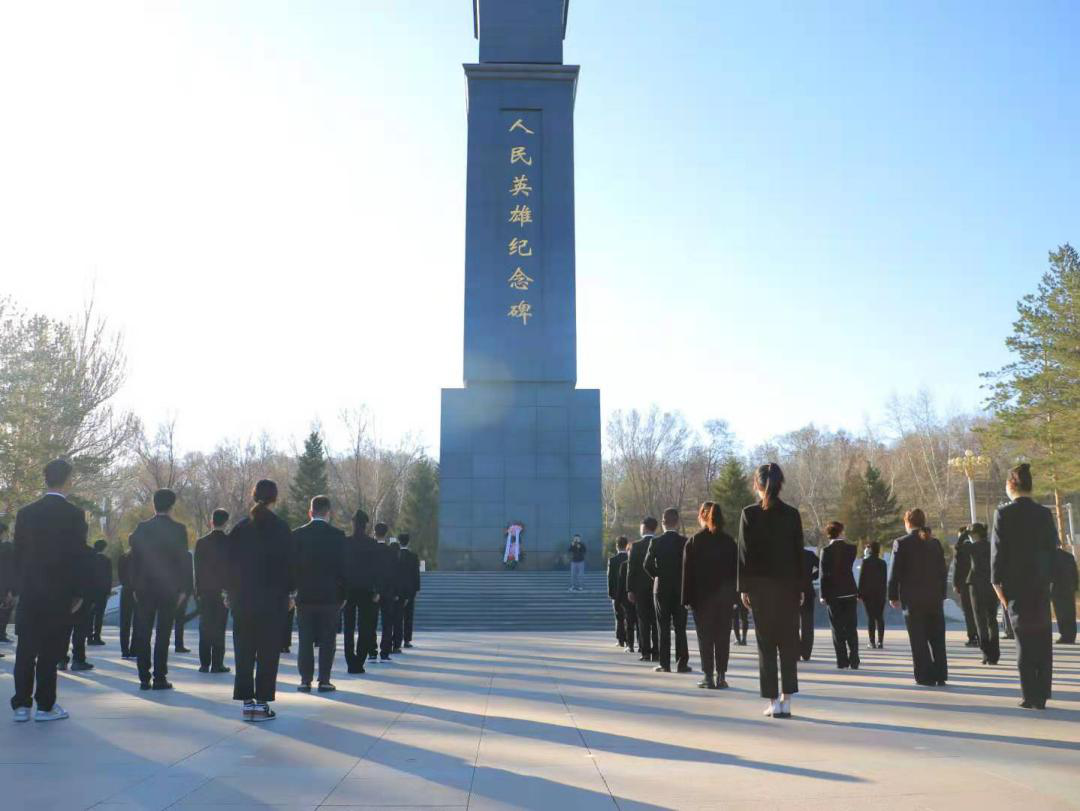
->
[[503, 522, 525, 569]]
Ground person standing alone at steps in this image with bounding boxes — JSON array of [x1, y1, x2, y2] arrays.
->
[[644, 508, 691, 674], [569, 535, 587, 592], [965, 523, 999, 665], [607, 537, 631, 648], [292, 495, 345, 693], [627, 518, 659, 662], [991, 463, 1058, 710], [858, 541, 888, 649], [129, 488, 190, 691], [888, 508, 948, 687], [9, 459, 89, 722], [737, 463, 805, 719], [820, 521, 860, 670], [682, 502, 737, 689], [194, 509, 231, 674]]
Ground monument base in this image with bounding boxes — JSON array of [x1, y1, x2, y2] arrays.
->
[[437, 382, 602, 571]]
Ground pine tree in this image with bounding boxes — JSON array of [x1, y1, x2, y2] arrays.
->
[[840, 461, 900, 545], [289, 430, 329, 520], [984, 244, 1080, 536], [398, 457, 439, 567], [710, 457, 753, 534]]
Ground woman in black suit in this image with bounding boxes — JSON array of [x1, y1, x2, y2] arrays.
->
[[227, 479, 294, 722], [737, 463, 805, 718], [858, 541, 888, 649], [682, 501, 738, 689], [820, 521, 860, 669]]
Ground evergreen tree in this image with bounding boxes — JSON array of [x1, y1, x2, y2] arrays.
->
[[984, 244, 1080, 536], [840, 461, 900, 545], [289, 430, 329, 520], [398, 457, 439, 567], [710, 457, 753, 534]]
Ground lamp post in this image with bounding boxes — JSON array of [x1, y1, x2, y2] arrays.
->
[[948, 450, 992, 525]]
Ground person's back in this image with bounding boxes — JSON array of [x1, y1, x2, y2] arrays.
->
[[858, 555, 887, 599], [991, 497, 1057, 600], [292, 520, 345, 606], [737, 501, 804, 593], [14, 495, 87, 616], [889, 531, 946, 611], [130, 514, 188, 599], [644, 530, 688, 605], [194, 529, 230, 595], [682, 528, 737, 609], [228, 511, 293, 611], [967, 537, 993, 588], [627, 536, 653, 595], [607, 549, 627, 600], [820, 539, 857, 602]]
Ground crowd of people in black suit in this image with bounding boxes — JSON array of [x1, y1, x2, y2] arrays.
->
[[2, 459, 422, 723], [608, 462, 1078, 718]]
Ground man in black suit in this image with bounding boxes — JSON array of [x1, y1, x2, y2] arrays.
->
[[889, 509, 948, 686], [129, 488, 190, 690], [293, 496, 346, 692], [627, 517, 659, 662], [374, 523, 399, 662], [799, 544, 819, 660], [953, 532, 979, 647], [992, 464, 1059, 709], [194, 509, 231, 673], [644, 508, 691, 673], [965, 523, 999, 665], [1051, 545, 1077, 644], [607, 536, 630, 648], [394, 533, 421, 651], [615, 550, 636, 653], [61, 540, 97, 672], [10, 459, 88, 722], [0, 521, 16, 644], [87, 540, 112, 646], [820, 521, 859, 670], [342, 509, 379, 674], [117, 545, 135, 658]]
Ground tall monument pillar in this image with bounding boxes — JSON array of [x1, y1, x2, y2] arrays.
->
[[438, 0, 602, 570]]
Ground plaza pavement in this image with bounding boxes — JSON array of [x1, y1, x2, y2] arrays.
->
[[0, 627, 1077, 810]]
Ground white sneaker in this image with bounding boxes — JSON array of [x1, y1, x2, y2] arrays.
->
[[778, 698, 792, 717], [763, 700, 779, 717], [34, 705, 69, 722], [12, 707, 30, 723]]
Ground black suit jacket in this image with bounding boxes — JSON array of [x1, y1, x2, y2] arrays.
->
[[343, 532, 379, 593], [803, 547, 820, 597], [117, 550, 133, 588], [227, 510, 294, 612], [1052, 547, 1079, 597], [953, 539, 973, 589], [966, 538, 992, 589], [616, 558, 631, 605], [681, 529, 737, 610], [91, 551, 113, 596], [194, 529, 230, 595], [858, 556, 887, 601], [820, 540, 858, 601], [991, 497, 1058, 603], [627, 536, 654, 595], [643, 530, 688, 607], [12, 494, 89, 619], [397, 546, 421, 598], [736, 500, 805, 597], [376, 541, 399, 599], [888, 531, 947, 612], [607, 551, 628, 599], [129, 514, 190, 600], [292, 519, 346, 606]]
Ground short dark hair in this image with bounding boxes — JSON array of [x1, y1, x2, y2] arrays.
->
[[44, 458, 73, 489], [642, 516, 658, 533], [398, 532, 410, 546], [662, 507, 679, 526], [616, 535, 629, 550], [353, 509, 369, 532], [310, 495, 331, 516], [868, 541, 881, 557], [968, 522, 987, 541], [825, 521, 844, 539], [904, 508, 926, 529], [211, 508, 230, 528], [153, 488, 177, 513], [1008, 463, 1033, 493], [374, 522, 389, 539], [94, 539, 107, 552]]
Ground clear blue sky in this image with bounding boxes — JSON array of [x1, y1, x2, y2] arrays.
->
[[1, 1, 1077, 453]]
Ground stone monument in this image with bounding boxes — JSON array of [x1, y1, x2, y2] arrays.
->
[[437, 0, 602, 570]]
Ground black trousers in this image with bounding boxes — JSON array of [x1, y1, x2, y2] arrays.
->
[[826, 597, 860, 668], [173, 599, 190, 649], [90, 592, 108, 641], [622, 600, 637, 650], [342, 590, 378, 666], [1052, 589, 1077, 643], [612, 599, 627, 644], [297, 604, 338, 684], [403, 594, 416, 643], [863, 596, 885, 647], [733, 601, 749, 642], [392, 597, 410, 650], [958, 587, 978, 642], [10, 611, 68, 710], [0, 603, 12, 638], [1010, 596, 1052, 706], [379, 598, 399, 656], [655, 598, 688, 669], [119, 587, 134, 656], [198, 592, 228, 670], [134, 593, 177, 684], [693, 593, 734, 678], [749, 588, 799, 698], [970, 584, 1000, 664], [632, 590, 657, 656], [281, 606, 295, 650], [66, 601, 91, 663], [798, 596, 815, 660], [903, 608, 947, 684], [232, 605, 285, 702]]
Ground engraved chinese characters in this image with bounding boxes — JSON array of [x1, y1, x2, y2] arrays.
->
[[505, 115, 538, 326]]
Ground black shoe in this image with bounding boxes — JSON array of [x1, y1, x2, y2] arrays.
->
[[1034, 702, 1047, 710], [211, 666, 231, 673], [139, 681, 152, 691], [380, 653, 391, 662], [716, 677, 729, 689], [964, 640, 979, 648], [677, 664, 693, 674], [850, 661, 860, 670], [151, 680, 173, 691], [71, 660, 94, 671], [1019, 700, 1033, 709], [638, 654, 651, 662], [347, 665, 365, 675], [317, 682, 337, 693], [392, 647, 402, 654], [403, 642, 414, 649], [654, 665, 671, 673], [198, 665, 210, 673], [281, 647, 291, 654], [936, 680, 947, 686], [175, 646, 190, 653], [87, 639, 106, 646], [58, 659, 69, 671], [121, 653, 135, 660], [1055, 638, 1074, 645], [297, 683, 312, 693], [697, 678, 715, 689]]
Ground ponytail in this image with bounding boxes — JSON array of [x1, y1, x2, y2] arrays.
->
[[250, 479, 278, 521], [754, 463, 785, 510], [914, 527, 932, 542]]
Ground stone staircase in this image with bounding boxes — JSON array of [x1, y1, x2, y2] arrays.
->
[[412, 571, 614, 631]]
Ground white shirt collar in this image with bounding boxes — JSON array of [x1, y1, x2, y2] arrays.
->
[[310, 517, 327, 524], [45, 491, 67, 500]]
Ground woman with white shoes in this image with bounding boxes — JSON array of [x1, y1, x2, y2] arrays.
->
[[736, 463, 806, 719]]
